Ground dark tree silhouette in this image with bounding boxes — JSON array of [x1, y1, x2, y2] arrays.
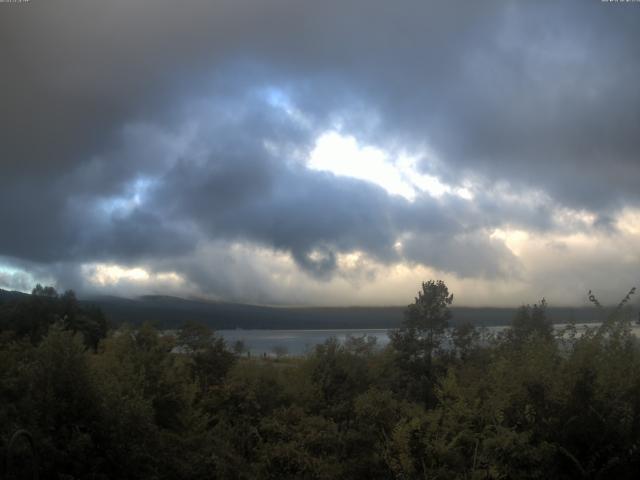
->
[[389, 280, 453, 405]]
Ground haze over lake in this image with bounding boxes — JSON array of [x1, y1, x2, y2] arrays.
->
[[215, 323, 640, 356]]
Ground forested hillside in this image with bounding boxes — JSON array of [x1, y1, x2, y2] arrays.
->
[[0, 288, 605, 330], [1, 282, 640, 479]]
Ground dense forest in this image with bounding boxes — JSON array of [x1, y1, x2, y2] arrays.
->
[[1, 281, 640, 479]]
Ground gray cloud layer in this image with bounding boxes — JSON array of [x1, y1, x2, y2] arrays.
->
[[1, 0, 638, 302]]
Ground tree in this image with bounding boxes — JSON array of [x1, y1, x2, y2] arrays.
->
[[0, 285, 107, 347], [391, 280, 453, 365], [451, 322, 480, 360], [178, 322, 236, 392], [28, 324, 102, 477], [389, 280, 453, 405], [59, 290, 108, 350], [344, 334, 378, 357], [305, 337, 370, 422], [178, 321, 214, 353], [31, 284, 58, 298], [509, 298, 552, 344]]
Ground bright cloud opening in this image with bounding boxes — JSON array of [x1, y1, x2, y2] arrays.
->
[[308, 131, 473, 201], [84, 263, 184, 287], [490, 228, 530, 256], [0, 265, 41, 292]]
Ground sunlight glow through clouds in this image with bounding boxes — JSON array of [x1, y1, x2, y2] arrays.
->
[[85, 264, 184, 287], [617, 209, 640, 235], [308, 131, 472, 201], [490, 229, 530, 256], [336, 251, 365, 270]]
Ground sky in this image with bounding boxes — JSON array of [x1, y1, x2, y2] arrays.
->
[[1, 0, 639, 307]]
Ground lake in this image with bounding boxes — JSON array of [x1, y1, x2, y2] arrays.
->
[[217, 328, 391, 356], [216, 322, 640, 356]]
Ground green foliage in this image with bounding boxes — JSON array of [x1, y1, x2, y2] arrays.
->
[[392, 280, 453, 353], [177, 321, 237, 392], [304, 337, 371, 421], [389, 279, 454, 405], [451, 321, 481, 360], [2, 282, 640, 479], [509, 298, 553, 345], [0, 285, 108, 348], [256, 406, 342, 479]]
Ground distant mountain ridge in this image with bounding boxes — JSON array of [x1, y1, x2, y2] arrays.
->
[[82, 293, 605, 330], [0, 289, 29, 301], [0, 288, 606, 330]]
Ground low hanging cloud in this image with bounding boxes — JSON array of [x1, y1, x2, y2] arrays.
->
[[0, 0, 639, 305]]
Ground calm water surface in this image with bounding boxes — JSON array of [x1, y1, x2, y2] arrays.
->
[[217, 329, 390, 356], [215, 323, 640, 356]]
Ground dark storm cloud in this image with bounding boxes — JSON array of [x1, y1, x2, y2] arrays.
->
[[1, 0, 639, 297], [401, 232, 520, 279], [147, 97, 465, 277], [423, 3, 640, 212]]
